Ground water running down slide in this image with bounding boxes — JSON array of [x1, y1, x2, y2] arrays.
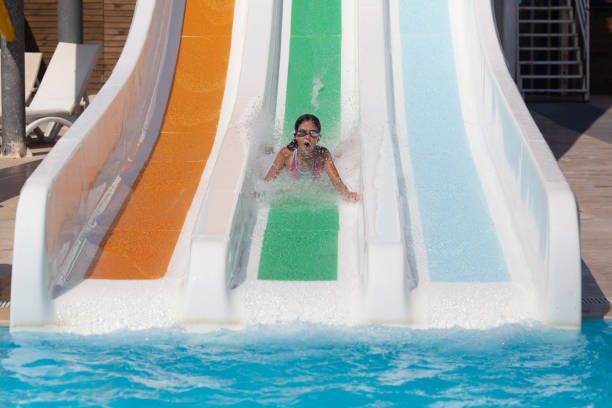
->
[[10, 0, 580, 331], [258, 0, 341, 281]]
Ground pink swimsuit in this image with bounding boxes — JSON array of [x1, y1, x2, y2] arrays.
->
[[291, 148, 320, 179]]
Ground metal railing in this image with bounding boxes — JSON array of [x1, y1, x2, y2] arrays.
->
[[575, 0, 588, 40], [574, 0, 590, 99]]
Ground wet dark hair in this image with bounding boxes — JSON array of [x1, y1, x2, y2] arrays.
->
[[286, 113, 321, 151], [294, 113, 321, 132]]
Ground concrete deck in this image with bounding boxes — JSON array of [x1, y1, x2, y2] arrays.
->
[[528, 95, 612, 319], [1, 96, 611, 327]]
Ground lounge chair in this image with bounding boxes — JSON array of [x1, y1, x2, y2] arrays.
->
[[24, 52, 43, 104], [25, 42, 100, 140], [0, 51, 43, 113]]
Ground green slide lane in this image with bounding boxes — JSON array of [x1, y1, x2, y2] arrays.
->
[[258, 0, 342, 281]]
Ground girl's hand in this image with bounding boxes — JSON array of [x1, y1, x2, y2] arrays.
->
[[343, 192, 360, 202]]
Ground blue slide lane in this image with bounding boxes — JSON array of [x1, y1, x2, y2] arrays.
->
[[398, 1, 509, 282]]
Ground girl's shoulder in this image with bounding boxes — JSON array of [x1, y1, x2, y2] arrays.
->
[[279, 146, 293, 157]]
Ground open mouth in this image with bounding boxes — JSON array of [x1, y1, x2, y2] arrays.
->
[[304, 142, 311, 147]]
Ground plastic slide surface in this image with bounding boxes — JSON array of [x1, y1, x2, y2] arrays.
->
[[10, 0, 579, 330], [397, 1, 509, 282], [88, 1, 234, 280], [386, 0, 579, 326], [257, 0, 342, 281], [9, 0, 245, 330], [354, 0, 579, 327]]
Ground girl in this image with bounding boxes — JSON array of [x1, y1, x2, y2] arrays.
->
[[265, 114, 359, 201]]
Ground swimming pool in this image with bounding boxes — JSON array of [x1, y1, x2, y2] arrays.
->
[[1, 321, 610, 406]]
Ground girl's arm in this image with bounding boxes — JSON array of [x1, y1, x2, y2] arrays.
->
[[265, 147, 291, 181], [321, 148, 359, 201]]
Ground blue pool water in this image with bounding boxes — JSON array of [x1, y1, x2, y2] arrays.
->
[[1, 321, 611, 407]]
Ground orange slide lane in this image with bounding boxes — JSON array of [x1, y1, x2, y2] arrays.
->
[[88, 0, 234, 280]]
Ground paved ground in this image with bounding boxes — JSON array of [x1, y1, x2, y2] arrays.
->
[[1, 97, 611, 326], [528, 95, 612, 319]]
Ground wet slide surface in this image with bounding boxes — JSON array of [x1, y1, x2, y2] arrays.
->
[[88, 1, 234, 279], [398, 1, 508, 282], [257, 0, 341, 281]]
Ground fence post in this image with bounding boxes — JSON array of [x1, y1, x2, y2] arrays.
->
[[0, 0, 26, 158], [57, 0, 83, 44]]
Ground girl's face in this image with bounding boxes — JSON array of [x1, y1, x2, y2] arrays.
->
[[295, 120, 320, 153]]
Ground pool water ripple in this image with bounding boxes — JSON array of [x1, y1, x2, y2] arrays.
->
[[1, 321, 610, 407]]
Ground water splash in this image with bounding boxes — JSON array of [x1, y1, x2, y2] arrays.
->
[[311, 76, 324, 110]]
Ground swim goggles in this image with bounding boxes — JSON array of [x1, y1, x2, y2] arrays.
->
[[293, 129, 321, 138]]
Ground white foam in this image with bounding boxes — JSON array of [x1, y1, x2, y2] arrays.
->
[[408, 282, 538, 329], [52, 279, 182, 335]]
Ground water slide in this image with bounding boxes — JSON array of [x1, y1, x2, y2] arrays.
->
[[10, 0, 580, 332]]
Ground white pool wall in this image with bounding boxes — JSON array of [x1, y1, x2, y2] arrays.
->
[[11, 0, 185, 328], [451, 0, 580, 326]]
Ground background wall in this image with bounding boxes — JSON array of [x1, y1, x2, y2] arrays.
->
[[24, 0, 136, 94], [22, 1, 610, 96]]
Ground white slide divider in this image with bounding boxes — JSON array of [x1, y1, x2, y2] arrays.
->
[[11, 0, 185, 329], [183, 0, 281, 324], [451, 0, 580, 326], [357, 0, 415, 323]]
